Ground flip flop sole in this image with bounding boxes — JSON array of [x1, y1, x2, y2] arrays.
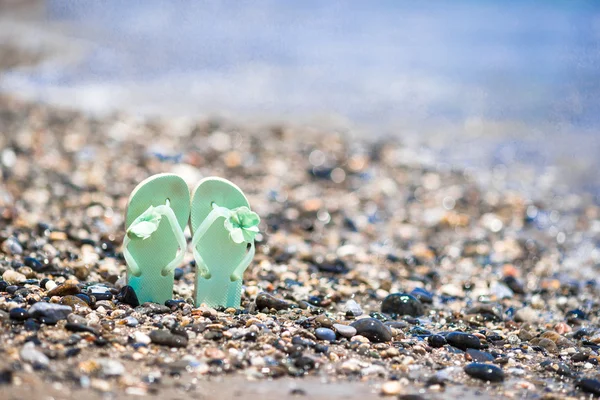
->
[[190, 177, 251, 308], [125, 173, 190, 304]]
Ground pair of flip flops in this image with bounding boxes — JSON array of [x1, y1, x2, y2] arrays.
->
[[123, 174, 260, 308]]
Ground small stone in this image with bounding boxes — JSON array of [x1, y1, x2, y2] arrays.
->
[[48, 283, 80, 297], [446, 332, 482, 350], [67, 314, 88, 325], [60, 295, 90, 311], [517, 329, 534, 341], [381, 381, 403, 396], [333, 324, 357, 338], [466, 349, 494, 362], [149, 329, 188, 348], [410, 287, 433, 304], [116, 285, 139, 307], [344, 299, 363, 316], [381, 293, 424, 317], [350, 318, 392, 343], [0, 369, 13, 385], [577, 378, 600, 396], [96, 359, 125, 377], [28, 302, 72, 323], [514, 306, 538, 323], [205, 347, 226, 359], [136, 303, 170, 315], [428, 334, 447, 348], [537, 338, 558, 354], [9, 308, 29, 321], [45, 280, 57, 291], [65, 322, 98, 335], [315, 314, 333, 328], [255, 292, 291, 311], [1, 237, 23, 255], [133, 331, 151, 345], [2, 270, 25, 284], [87, 285, 113, 300], [124, 316, 139, 327], [464, 363, 504, 382], [20, 342, 49, 367], [315, 328, 336, 342], [541, 360, 574, 377]]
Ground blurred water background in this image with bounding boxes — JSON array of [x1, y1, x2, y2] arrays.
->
[[2, 0, 600, 197]]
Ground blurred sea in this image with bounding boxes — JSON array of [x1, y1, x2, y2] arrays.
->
[[2, 0, 600, 196]]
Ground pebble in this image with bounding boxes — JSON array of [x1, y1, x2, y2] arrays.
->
[[124, 316, 139, 327], [133, 331, 151, 345], [20, 342, 49, 367], [428, 334, 447, 348], [60, 295, 90, 311], [28, 302, 72, 323], [67, 314, 88, 325], [464, 363, 505, 382], [333, 324, 357, 338], [537, 338, 558, 353], [87, 285, 113, 301], [137, 303, 170, 315], [149, 329, 188, 348], [255, 292, 292, 311], [381, 293, 424, 317], [577, 378, 600, 396], [9, 307, 29, 321], [344, 299, 363, 316], [315, 327, 336, 342], [2, 270, 25, 284], [116, 285, 140, 307], [466, 349, 495, 362], [48, 283, 80, 297], [410, 287, 433, 304], [96, 359, 125, 377], [381, 381, 403, 396], [1, 237, 23, 255], [350, 318, 392, 343], [514, 306, 539, 323], [446, 332, 482, 350], [315, 314, 333, 328]]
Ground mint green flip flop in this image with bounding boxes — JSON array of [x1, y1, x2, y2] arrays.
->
[[190, 177, 260, 308], [123, 173, 190, 305]]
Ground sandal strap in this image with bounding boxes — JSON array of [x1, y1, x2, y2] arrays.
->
[[191, 203, 259, 280], [123, 202, 186, 277]]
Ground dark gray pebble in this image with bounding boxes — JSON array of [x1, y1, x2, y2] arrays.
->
[[577, 378, 600, 396], [9, 308, 28, 321], [350, 318, 392, 343], [116, 285, 140, 307], [28, 302, 72, 323], [466, 349, 495, 362], [136, 303, 170, 315], [149, 329, 188, 348], [410, 287, 433, 304], [381, 293, 424, 317], [464, 363, 505, 382], [256, 292, 292, 311], [446, 332, 482, 350], [428, 334, 447, 348]]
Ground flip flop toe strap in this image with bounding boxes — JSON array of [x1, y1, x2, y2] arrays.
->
[[191, 203, 260, 281], [123, 201, 186, 277]]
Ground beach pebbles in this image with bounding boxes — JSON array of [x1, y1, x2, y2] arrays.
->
[[464, 363, 505, 382], [381, 293, 423, 317], [350, 318, 392, 342]]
